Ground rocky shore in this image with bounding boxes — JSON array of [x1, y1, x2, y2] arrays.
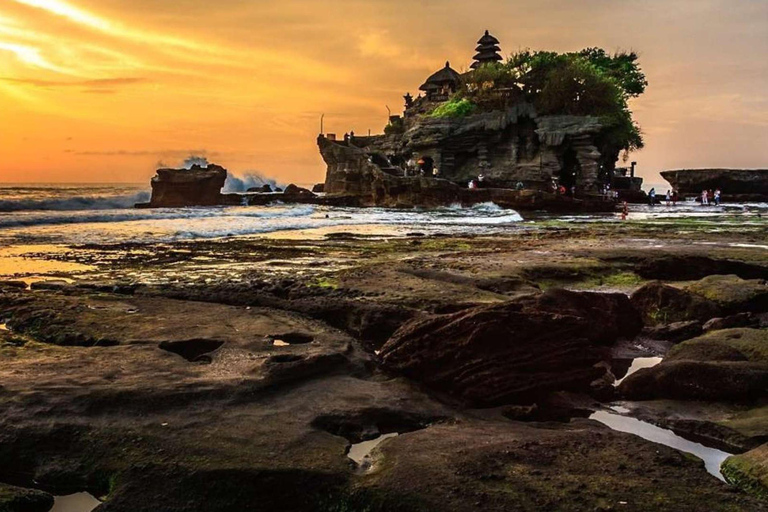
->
[[661, 168, 768, 202], [1, 214, 767, 511]]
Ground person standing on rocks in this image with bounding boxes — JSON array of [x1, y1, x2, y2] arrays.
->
[[701, 189, 709, 205], [649, 188, 656, 206], [665, 190, 671, 206], [714, 188, 721, 206], [621, 201, 629, 220]]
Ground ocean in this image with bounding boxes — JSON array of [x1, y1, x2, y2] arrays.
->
[[0, 184, 766, 247], [0, 184, 529, 245]]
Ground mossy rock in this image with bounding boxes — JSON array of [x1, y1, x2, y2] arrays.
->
[[0, 483, 53, 512], [630, 281, 722, 326], [686, 274, 768, 313], [667, 328, 768, 364], [722, 443, 768, 501]]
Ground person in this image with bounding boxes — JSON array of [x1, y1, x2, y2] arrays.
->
[[515, 181, 524, 191], [672, 189, 679, 206], [714, 188, 721, 206], [558, 184, 566, 195], [468, 180, 476, 189], [665, 190, 671, 206], [432, 166, 439, 177], [708, 189, 714, 205], [649, 188, 656, 206], [477, 174, 485, 188], [621, 201, 629, 220], [570, 185, 576, 197], [701, 189, 709, 205]]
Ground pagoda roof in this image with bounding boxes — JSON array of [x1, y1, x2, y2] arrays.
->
[[477, 30, 499, 45], [472, 51, 503, 62], [475, 44, 501, 53], [419, 61, 462, 91]]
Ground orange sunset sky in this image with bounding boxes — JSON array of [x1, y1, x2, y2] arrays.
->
[[0, 0, 766, 186]]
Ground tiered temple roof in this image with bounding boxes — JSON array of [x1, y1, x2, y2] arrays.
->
[[471, 30, 502, 69], [418, 61, 462, 93]]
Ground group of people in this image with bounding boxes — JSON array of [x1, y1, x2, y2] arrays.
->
[[647, 188, 722, 206], [700, 188, 722, 206], [467, 173, 485, 189]]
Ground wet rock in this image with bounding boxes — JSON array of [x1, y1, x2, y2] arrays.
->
[[311, 183, 325, 193], [722, 443, 768, 500], [29, 280, 74, 292], [687, 275, 768, 314], [0, 483, 54, 512], [620, 328, 768, 401], [704, 313, 760, 332], [630, 255, 768, 281], [146, 164, 227, 207], [518, 288, 643, 343], [0, 280, 27, 290], [642, 320, 703, 343], [630, 282, 722, 325], [380, 290, 637, 406]]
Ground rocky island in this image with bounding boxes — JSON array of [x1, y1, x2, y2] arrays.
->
[[316, 32, 648, 210], [661, 169, 768, 202]]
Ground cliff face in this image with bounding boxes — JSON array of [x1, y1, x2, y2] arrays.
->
[[661, 169, 768, 200], [318, 103, 607, 210], [148, 164, 228, 207], [318, 136, 614, 212]]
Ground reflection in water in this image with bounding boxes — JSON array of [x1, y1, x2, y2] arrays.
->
[[590, 410, 731, 481], [51, 492, 101, 512], [0, 245, 94, 279], [347, 433, 399, 466], [614, 357, 663, 387]]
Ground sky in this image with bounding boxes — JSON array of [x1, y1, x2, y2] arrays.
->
[[0, 0, 766, 186]]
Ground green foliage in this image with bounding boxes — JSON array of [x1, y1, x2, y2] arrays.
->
[[502, 48, 646, 157], [578, 47, 648, 97], [429, 97, 476, 118]]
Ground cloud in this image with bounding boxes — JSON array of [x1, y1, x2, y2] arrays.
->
[[0, 76, 146, 88], [74, 149, 221, 158]]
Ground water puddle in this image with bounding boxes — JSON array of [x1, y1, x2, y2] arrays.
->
[[614, 357, 663, 387], [51, 492, 101, 512], [347, 433, 399, 469], [590, 410, 731, 481]]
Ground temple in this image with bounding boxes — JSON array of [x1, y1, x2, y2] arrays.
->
[[317, 31, 640, 210]]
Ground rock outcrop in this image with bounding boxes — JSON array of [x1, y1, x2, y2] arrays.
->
[[661, 168, 768, 201], [630, 275, 768, 328], [619, 328, 768, 401], [380, 289, 640, 406], [142, 164, 240, 208], [723, 443, 768, 500], [318, 136, 615, 212]]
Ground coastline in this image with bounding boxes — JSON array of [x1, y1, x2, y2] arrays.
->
[[1, 204, 767, 509]]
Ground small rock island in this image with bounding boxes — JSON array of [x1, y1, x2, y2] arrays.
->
[[317, 31, 647, 210]]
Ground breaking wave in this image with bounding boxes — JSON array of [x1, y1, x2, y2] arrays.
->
[[0, 190, 151, 212]]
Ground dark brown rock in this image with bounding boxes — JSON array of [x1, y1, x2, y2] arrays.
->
[[661, 168, 768, 201], [379, 289, 638, 406], [620, 328, 768, 401], [704, 313, 760, 332], [0, 483, 54, 512], [642, 320, 703, 343], [630, 281, 722, 325], [147, 164, 227, 207]]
